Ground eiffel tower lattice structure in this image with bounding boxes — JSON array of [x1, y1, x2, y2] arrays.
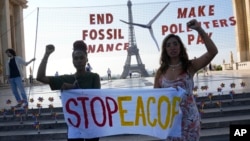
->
[[120, 0, 149, 79]]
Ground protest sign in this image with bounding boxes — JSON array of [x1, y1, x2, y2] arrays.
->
[[61, 87, 186, 139]]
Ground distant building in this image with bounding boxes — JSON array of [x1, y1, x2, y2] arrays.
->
[[0, 0, 28, 83], [230, 0, 250, 70]]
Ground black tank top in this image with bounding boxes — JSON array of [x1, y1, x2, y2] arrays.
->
[[9, 58, 20, 78]]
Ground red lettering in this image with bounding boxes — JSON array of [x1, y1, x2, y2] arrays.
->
[[203, 21, 210, 28], [97, 44, 104, 52], [124, 43, 129, 50], [66, 98, 81, 128], [77, 97, 90, 128], [106, 13, 113, 24], [107, 29, 113, 40], [82, 29, 124, 40], [189, 7, 196, 17], [197, 35, 204, 44], [91, 97, 106, 127], [219, 19, 228, 27], [89, 13, 113, 24], [187, 34, 195, 45], [89, 14, 95, 24], [187, 32, 212, 45], [197, 32, 212, 44], [105, 97, 118, 126], [118, 29, 124, 39], [115, 43, 123, 51], [106, 29, 124, 40], [198, 6, 205, 17], [87, 43, 128, 53], [97, 14, 105, 24], [212, 20, 219, 28], [162, 24, 188, 34], [113, 29, 117, 39], [98, 29, 105, 40], [208, 5, 215, 16], [178, 24, 185, 33], [177, 7, 188, 18], [88, 45, 96, 53], [82, 30, 88, 40], [106, 44, 114, 51], [229, 16, 236, 26], [65, 96, 120, 128], [177, 5, 214, 19], [187, 25, 192, 32], [162, 25, 168, 35], [169, 24, 178, 34], [89, 29, 98, 40]]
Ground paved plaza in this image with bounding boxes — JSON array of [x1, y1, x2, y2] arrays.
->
[[1, 70, 250, 141], [1, 70, 250, 110]]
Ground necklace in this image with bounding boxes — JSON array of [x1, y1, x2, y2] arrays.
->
[[169, 62, 182, 71], [74, 74, 80, 88]]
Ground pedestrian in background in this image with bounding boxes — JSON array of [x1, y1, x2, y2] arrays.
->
[[86, 63, 92, 72], [203, 66, 208, 76], [209, 63, 213, 75], [5, 48, 35, 107], [129, 70, 132, 78], [55, 71, 59, 76], [107, 68, 111, 81]]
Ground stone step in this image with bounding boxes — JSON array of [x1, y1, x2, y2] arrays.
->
[[1, 93, 249, 117], [0, 111, 65, 122], [201, 114, 250, 129], [0, 128, 67, 141], [1, 111, 249, 132], [0, 127, 231, 141], [196, 97, 250, 110], [195, 93, 250, 102], [200, 127, 229, 141], [0, 119, 66, 131], [196, 92, 250, 101], [201, 105, 250, 118], [1, 93, 249, 141]]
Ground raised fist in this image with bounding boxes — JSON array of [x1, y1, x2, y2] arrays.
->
[[187, 19, 200, 30], [45, 44, 55, 55]]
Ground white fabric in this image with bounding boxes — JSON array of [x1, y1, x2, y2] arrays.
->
[[6, 56, 27, 78], [61, 87, 186, 139]]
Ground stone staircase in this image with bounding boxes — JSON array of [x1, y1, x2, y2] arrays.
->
[[0, 92, 250, 141]]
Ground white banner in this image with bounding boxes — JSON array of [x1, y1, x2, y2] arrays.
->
[[61, 87, 186, 139]]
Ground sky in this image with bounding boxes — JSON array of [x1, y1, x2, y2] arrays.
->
[[23, 0, 236, 78]]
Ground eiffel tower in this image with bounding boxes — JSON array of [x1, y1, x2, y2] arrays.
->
[[120, 0, 149, 79]]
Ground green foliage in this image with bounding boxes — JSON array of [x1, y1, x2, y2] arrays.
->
[[214, 65, 222, 71]]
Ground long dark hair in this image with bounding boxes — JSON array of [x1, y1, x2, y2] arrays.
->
[[156, 34, 190, 78]]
